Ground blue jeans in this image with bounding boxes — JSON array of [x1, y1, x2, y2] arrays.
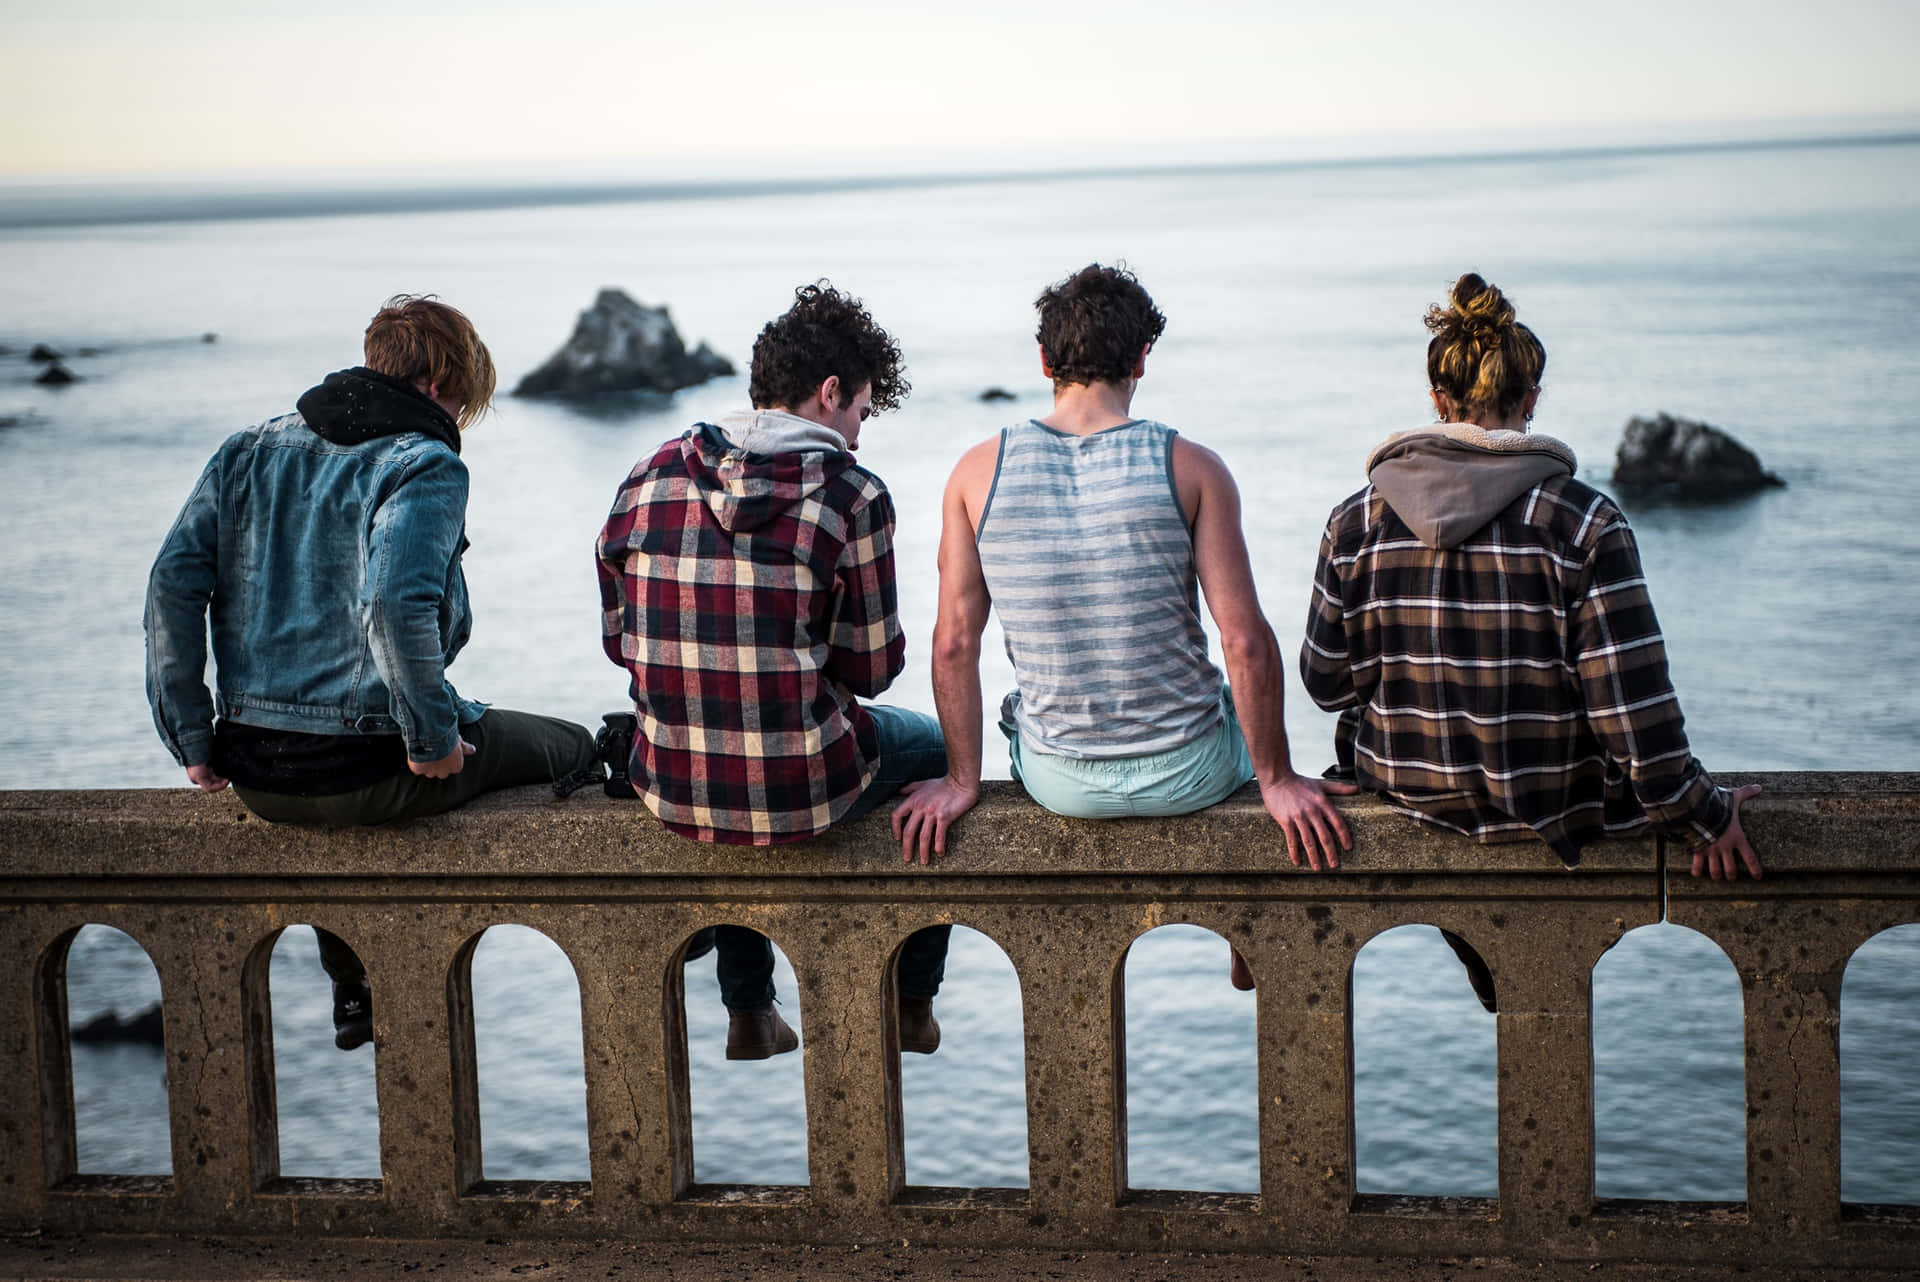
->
[[708, 704, 952, 1009]]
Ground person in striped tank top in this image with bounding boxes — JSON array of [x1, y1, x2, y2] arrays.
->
[[892, 265, 1355, 987]]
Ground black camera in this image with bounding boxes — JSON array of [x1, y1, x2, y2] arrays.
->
[[596, 712, 639, 799]]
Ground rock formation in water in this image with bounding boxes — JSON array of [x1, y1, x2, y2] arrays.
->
[[1612, 413, 1784, 499], [514, 289, 733, 401], [979, 386, 1017, 402], [34, 361, 77, 386], [71, 1003, 165, 1046], [28, 343, 62, 363]]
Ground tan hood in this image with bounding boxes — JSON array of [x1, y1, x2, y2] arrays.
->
[[1366, 425, 1578, 550]]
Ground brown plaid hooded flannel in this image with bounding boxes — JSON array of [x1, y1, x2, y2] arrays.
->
[[1300, 426, 1730, 865]]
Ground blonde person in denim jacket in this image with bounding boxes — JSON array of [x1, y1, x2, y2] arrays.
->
[[144, 294, 596, 1050]]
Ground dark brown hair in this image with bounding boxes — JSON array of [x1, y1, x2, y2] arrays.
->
[[1034, 263, 1167, 388], [748, 281, 909, 414], [363, 294, 496, 430], [1424, 273, 1545, 422]]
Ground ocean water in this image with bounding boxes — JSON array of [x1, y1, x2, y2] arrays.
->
[[10, 137, 1920, 1201]]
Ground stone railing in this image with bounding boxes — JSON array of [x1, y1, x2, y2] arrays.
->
[[1, 774, 1916, 1268]]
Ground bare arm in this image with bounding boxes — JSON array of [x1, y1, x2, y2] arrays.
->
[[1176, 438, 1356, 869], [892, 438, 998, 865]]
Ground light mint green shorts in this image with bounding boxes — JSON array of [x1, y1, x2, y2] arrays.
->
[[999, 687, 1256, 819]]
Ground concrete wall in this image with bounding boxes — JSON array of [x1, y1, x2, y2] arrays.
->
[[1, 774, 1915, 1267]]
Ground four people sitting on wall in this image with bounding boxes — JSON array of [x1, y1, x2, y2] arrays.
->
[[144, 270, 1763, 1055]]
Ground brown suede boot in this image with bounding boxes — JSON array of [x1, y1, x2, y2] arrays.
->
[[898, 996, 940, 1055], [1229, 947, 1256, 991], [725, 1004, 799, 1060]]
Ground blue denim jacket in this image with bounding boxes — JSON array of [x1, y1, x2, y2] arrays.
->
[[146, 383, 487, 768]]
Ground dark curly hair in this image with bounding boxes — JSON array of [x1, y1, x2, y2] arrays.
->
[[748, 281, 909, 414], [1034, 263, 1167, 388]]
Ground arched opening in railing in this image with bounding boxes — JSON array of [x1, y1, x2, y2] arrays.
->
[[254, 924, 382, 1182], [1121, 923, 1257, 1194], [671, 924, 809, 1188], [49, 924, 171, 1181], [1592, 923, 1745, 1201], [1840, 922, 1920, 1206], [1351, 924, 1496, 1197], [897, 923, 1028, 1191], [468, 924, 590, 1184]]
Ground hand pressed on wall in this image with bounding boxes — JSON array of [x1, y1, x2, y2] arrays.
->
[[891, 776, 980, 866], [1262, 772, 1357, 871], [1690, 784, 1764, 881]]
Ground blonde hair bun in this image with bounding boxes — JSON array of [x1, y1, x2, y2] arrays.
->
[[1425, 272, 1515, 339], [1423, 272, 1545, 422]]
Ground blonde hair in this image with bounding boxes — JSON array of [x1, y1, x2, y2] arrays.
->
[[363, 294, 496, 430], [1424, 273, 1545, 422]]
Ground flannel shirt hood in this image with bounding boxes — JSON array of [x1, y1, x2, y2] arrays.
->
[[1367, 425, 1576, 550], [688, 411, 855, 534]]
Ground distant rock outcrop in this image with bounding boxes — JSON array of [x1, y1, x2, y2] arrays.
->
[[34, 361, 77, 386], [514, 289, 733, 401], [1612, 413, 1784, 499], [72, 1003, 165, 1046], [979, 386, 1017, 402], [28, 343, 62, 363]]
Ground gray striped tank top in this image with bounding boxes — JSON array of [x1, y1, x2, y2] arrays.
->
[[976, 419, 1225, 759]]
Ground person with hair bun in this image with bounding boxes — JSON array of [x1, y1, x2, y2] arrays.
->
[[146, 294, 598, 1051], [1300, 273, 1760, 1005]]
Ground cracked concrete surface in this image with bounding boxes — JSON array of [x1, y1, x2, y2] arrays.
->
[[2, 775, 1916, 1271]]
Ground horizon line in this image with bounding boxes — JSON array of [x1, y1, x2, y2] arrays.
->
[[2, 128, 1915, 232]]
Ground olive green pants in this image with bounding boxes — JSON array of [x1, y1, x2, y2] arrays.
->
[[233, 708, 596, 984]]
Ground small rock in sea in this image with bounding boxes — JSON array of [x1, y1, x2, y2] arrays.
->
[[1612, 413, 1784, 500], [34, 361, 77, 386], [979, 386, 1017, 402], [513, 288, 734, 402], [202, 332, 218, 343], [77, 346, 104, 357], [71, 1002, 165, 1046], [28, 343, 63, 363]]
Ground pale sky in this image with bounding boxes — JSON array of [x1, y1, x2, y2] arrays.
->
[[3, 0, 1916, 179]]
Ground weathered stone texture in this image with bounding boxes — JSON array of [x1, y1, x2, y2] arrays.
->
[[1, 775, 1915, 1270]]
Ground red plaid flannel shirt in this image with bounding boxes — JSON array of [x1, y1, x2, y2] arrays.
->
[[597, 426, 905, 844]]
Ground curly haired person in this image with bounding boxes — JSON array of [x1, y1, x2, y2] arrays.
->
[[597, 282, 951, 1060]]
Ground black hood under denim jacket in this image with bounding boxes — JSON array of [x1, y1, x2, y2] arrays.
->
[[296, 366, 463, 455]]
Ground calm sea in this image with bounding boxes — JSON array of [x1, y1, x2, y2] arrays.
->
[[5, 137, 1917, 1201]]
